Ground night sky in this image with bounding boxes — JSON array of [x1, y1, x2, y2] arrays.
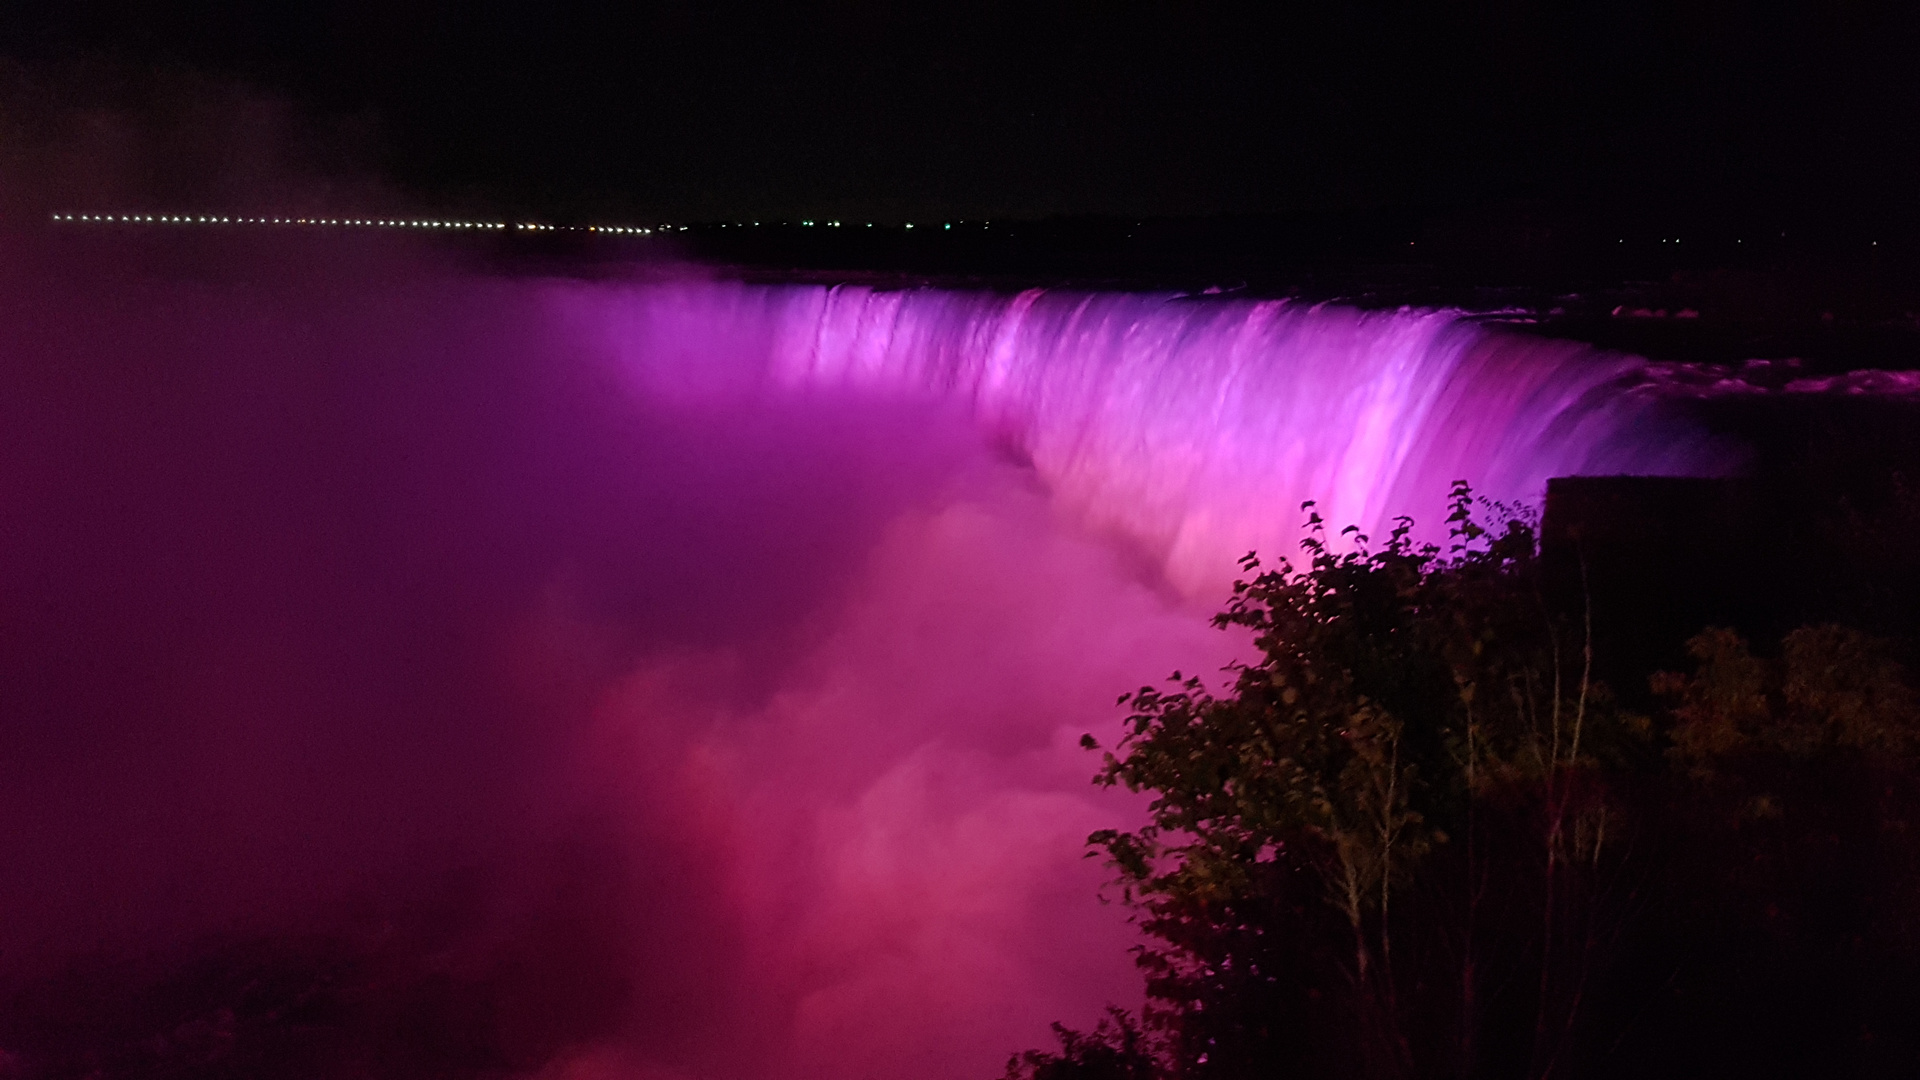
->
[[6, 1, 1920, 227]]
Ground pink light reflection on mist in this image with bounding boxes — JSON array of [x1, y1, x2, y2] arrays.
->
[[536, 477, 1246, 1079]]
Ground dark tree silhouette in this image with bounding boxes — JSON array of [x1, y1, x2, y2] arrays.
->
[[1014, 485, 1920, 1080]]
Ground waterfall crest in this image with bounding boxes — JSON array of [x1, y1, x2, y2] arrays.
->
[[569, 281, 1725, 591]]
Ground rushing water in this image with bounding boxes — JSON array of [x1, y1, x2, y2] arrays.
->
[[568, 281, 1722, 592]]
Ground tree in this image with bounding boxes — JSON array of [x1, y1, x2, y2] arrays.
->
[[1016, 482, 1920, 1080], [1079, 484, 1642, 1079], [1636, 625, 1920, 1078], [1002, 1008, 1161, 1080]]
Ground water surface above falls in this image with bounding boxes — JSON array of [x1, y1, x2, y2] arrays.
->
[[559, 279, 1733, 593]]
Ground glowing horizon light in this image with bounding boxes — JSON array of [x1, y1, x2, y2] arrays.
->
[[51, 211, 663, 237]]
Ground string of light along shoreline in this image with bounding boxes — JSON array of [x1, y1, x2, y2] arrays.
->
[[48, 215, 1892, 250], [49, 213, 654, 234], [48, 213, 974, 233]]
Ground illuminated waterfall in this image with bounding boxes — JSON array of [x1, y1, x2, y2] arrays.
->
[[567, 281, 1725, 592]]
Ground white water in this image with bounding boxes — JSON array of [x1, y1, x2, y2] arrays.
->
[[565, 281, 1724, 592]]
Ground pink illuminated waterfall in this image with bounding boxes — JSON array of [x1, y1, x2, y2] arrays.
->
[[567, 281, 1722, 590]]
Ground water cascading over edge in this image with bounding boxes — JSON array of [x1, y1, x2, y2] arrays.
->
[[566, 281, 1727, 593]]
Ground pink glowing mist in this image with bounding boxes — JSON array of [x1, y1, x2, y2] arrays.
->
[[0, 210, 1723, 1078]]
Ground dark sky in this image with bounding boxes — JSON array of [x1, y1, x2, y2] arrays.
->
[[5, 1, 1920, 225]]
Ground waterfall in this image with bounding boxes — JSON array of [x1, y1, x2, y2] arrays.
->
[[564, 281, 1726, 592]]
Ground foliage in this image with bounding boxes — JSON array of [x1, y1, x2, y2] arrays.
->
[[1639, 626, 1920, 1078], [1014, 482, 1920, 1079], [1659, 625, 1920, 768], [1079, 484, 1644, 1079], [1002, 1008, 1161, 1080]]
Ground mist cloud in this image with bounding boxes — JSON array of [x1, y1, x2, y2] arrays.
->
[[0, 85, 1239, 1078]]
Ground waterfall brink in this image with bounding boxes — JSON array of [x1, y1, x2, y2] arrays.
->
[[572, 281, 1726, 593]]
